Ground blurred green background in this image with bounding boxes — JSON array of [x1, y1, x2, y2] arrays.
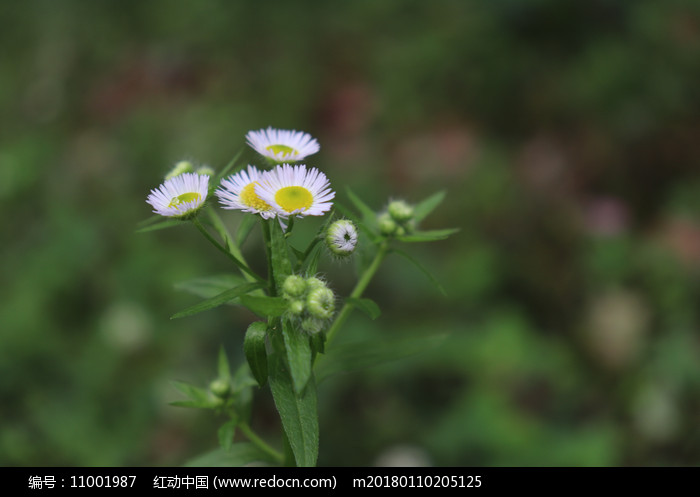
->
[[2, 0, 700, 466]]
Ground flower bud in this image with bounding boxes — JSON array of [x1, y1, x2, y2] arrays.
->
[[305, 276, 327, 292], [288, 299, 305, 315], [282, 274, 307, 299], [325, 219, 358, 257], [195, 165, 215, 177], [378, 212, 398, 236], [165, 160, 194, 180], [306, 287, 335, 320], [209, 378, 230, 398], [388, 200, 414, 223]]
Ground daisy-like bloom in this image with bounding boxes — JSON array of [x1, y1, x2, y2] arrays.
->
[[325, 219, 358, 257], [246, 127, 320, 163], [147, 173, 209, 218], [216, 165, 276, 219], [256, 164, 334, 218]]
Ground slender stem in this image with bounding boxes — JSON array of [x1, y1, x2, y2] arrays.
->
[[192, 217, 264, 282], [324, 240, 389, 347], [261, 219, 275, 296], [239, 422, 284, 464], [206, 209, 257, 283]]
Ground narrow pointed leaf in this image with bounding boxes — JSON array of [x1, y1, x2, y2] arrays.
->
[[239, 295, 288, 318], [244, 322, 268, 387], [346, 188, 375, 223], [283, 321, 312, 394], [171, 282, 265, 319], [345, 297, 381, 320], [170, 381, 217, 408], [396, 228, 460, 243], [268, 352, 318, 467], [218, 346, 231, 383], [391, 248, 446, 295], [413, 190, 446, 222], [175, 274, 246, 299], [218, 418, 238, 452], [135, 219, 183, 233]]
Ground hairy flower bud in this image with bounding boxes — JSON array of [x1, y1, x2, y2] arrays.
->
[[306, 287, 335, 320], [209, 378, 230, 398], [288, 299, 305, 315], [388, 200, 414, 223], [301, 317, 324, 335], [305, 276, 327, 292], [378, 212, 398, 236], [165, 160, 194, 180], [325, 219, 358, 257], [282, 274, 307, 299]]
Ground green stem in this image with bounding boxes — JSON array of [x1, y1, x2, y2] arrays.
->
[[324, 240, 389, 347], [239, 422, 284, 464], [261, 219, 275, 296], [192, 217, 264, 282]]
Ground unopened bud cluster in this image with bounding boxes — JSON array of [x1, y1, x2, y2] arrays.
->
[[165, 160, 215, 180], [378, 200, 415, 237], [282, 274, 336, 333]]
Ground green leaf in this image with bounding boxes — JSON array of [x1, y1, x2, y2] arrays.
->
[[184, 443, 275, 467], [239, 295, 288, 318], [345, 297, 381, 320], [310, 332, 326, 361], [283, 321, 312, 394], [391, 248, 446, 295], [303, 243, 323, 275], [175, 274, 246, 299], [215, 148, 244, 183], [135, 219, 183, 233], [315, 334, 448, 382], [236, 215, 258, 247], [270, 219, 292, 291], [346, 188, 375, 224], [244, 322, 268, 387], [218, 418, 238, 452], [397, 228, 460, 243], [171, 282, 265, 319], [170, 381, 217, 409], [268, 352, 318, 467], [231, 364, 256, 423], [218, 346, 231, 383], [413, 190, 446, 222]]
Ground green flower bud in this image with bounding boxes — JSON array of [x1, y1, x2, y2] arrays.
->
[[288, 299, 305, 315], [282, 275, 307, 299], [306, 287, 335, 320], [165, 160, 194, 180], [301, 317, 324, 335], [209, 378, 230, 398], [388, 200, 414, 223], [325, 219, 358, 257], [195, 165, 215, 177], [378, 212, 398, 236], [305, 276, 327, 292]]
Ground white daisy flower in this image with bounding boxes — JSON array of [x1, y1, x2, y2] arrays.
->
[[216, 165, 276, 219], [146, 173, 209, 218], [325, 219, 358, 257], [246, 127, 320, 163], [256, 164, 334, 218]]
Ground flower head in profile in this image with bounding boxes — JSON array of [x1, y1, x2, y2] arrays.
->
[[216, 165, 275, 219], [246, 127, 320, 163], [256, 164, 334, 218], [146, 173, 209, 218]]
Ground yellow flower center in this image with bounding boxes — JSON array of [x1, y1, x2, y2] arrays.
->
[[275, 186, 313, 213], [240, 182, 272, 211], [266, 144, 298, 157], [168, 192, 201, 210]]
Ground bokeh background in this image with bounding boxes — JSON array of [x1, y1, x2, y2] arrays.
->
[[2, 0, 700, 466]]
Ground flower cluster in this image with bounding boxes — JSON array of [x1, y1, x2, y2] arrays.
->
[[146, 128, 334, 221]]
